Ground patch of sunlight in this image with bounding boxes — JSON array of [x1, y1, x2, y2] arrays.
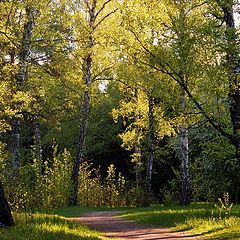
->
[[35, 222, 104, 239], [175, 216, 240, 239], [0, 213, 109, 240]]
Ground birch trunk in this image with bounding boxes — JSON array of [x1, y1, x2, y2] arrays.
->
[[70, 56, 92, 205], [70, 0, 96, 205], [146, 96, 154, 193], [134, 88, 142, 205], [0, 181, 14, 227], [12, 6, 35, 170], [180, 91, 190, 205]]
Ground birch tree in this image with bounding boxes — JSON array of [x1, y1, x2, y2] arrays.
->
[[120, 0, 193, 203], [69, 0, 119, 205]]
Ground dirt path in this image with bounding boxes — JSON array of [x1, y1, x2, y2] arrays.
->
[[70, 211, 204, 240]]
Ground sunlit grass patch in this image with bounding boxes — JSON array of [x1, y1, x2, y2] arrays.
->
[[0, 213, 109, 240], [178, 216, 240, 239], [120, 203, 240, 239], [121, 203, 214, 227]]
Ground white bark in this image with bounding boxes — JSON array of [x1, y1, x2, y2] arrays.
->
[[180, 91, 190, 205], [12, 6, 35, 170], [70, 0, 95, 206], [146, 96, 154, 193]]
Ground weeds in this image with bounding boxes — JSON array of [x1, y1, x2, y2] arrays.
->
[[212, 192, 233, 220]]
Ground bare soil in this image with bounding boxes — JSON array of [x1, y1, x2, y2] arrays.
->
[[70, 211, 204, 240]]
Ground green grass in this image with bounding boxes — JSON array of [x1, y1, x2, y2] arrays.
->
[[54, 206, 96, 217], [120, 203, 240, 239], [0, 212, 109, 240], [3, 203, 239, 239], [54, 206, 135, 218]]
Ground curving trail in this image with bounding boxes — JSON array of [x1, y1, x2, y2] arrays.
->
[[70, 211, 204, 240]]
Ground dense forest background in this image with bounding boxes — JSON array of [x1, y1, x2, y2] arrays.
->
[[0, 0, 240, 222]]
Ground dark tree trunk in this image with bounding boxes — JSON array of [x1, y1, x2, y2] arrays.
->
[[221, 3, 240, 202], [11, 118, 20, 170], [0, 181, 14, 227], [135, 138, 142, 206], [146, 96, 154, 193], [32, 115, 42, 173]]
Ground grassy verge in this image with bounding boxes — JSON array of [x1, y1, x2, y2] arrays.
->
[[0, 212, 109, 240], [6, 203, 238, 240], [54, 206, 134, 218], [120, 203, 240, 240]]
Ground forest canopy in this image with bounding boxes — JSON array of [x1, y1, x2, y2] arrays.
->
[[0, 0, 240, 223]]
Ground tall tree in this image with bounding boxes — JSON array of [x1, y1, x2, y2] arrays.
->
[[179, 91, 190, 205], [69, 0, 119, 205], [146, 95, 155, 193], [216, 0, 240, 201], [120, 0, 193, 203], [12, 5, 36, 170]]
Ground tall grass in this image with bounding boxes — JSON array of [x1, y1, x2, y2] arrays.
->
[[0, 213, 108, 240]]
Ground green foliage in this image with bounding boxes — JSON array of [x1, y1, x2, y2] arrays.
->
[[0, 0, 240, 225], [190, 128, 236, 202], [41, 147, 72, 209], [2, 145, 72, 211], [78, 162, 103, 207], [214, 192, 233, 220], [104, 164, 127, 207], [78, 162, 137, 207]]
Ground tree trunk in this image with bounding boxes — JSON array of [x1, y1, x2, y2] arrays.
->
[[134, 88, 142, 206], [32, 115, 42, 173], [146, 96, 154, 193], [180, 91, 190, 205], [69, 0, 117, 206], [69, 57, 91, 205], [135, 139, 142, 206], [70, 54, 92, 205], [0, 181, 14, 227], [12, 6, 35, 170], [221, 3, 240, 202], [11, 118, 20, 170]]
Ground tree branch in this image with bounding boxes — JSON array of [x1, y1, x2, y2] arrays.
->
[[139, 60, 233, 142], [92, 65, 114, 82], [95, 0, 113, 21], [93, 8, 118, 30], [0, 30, 19, 48]]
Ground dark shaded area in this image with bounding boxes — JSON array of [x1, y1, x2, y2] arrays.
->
[[0, 181, 14, 227]]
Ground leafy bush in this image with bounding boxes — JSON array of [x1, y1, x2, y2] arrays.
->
[[78, 163, 132, 207], [2, 145, 72, 211]]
